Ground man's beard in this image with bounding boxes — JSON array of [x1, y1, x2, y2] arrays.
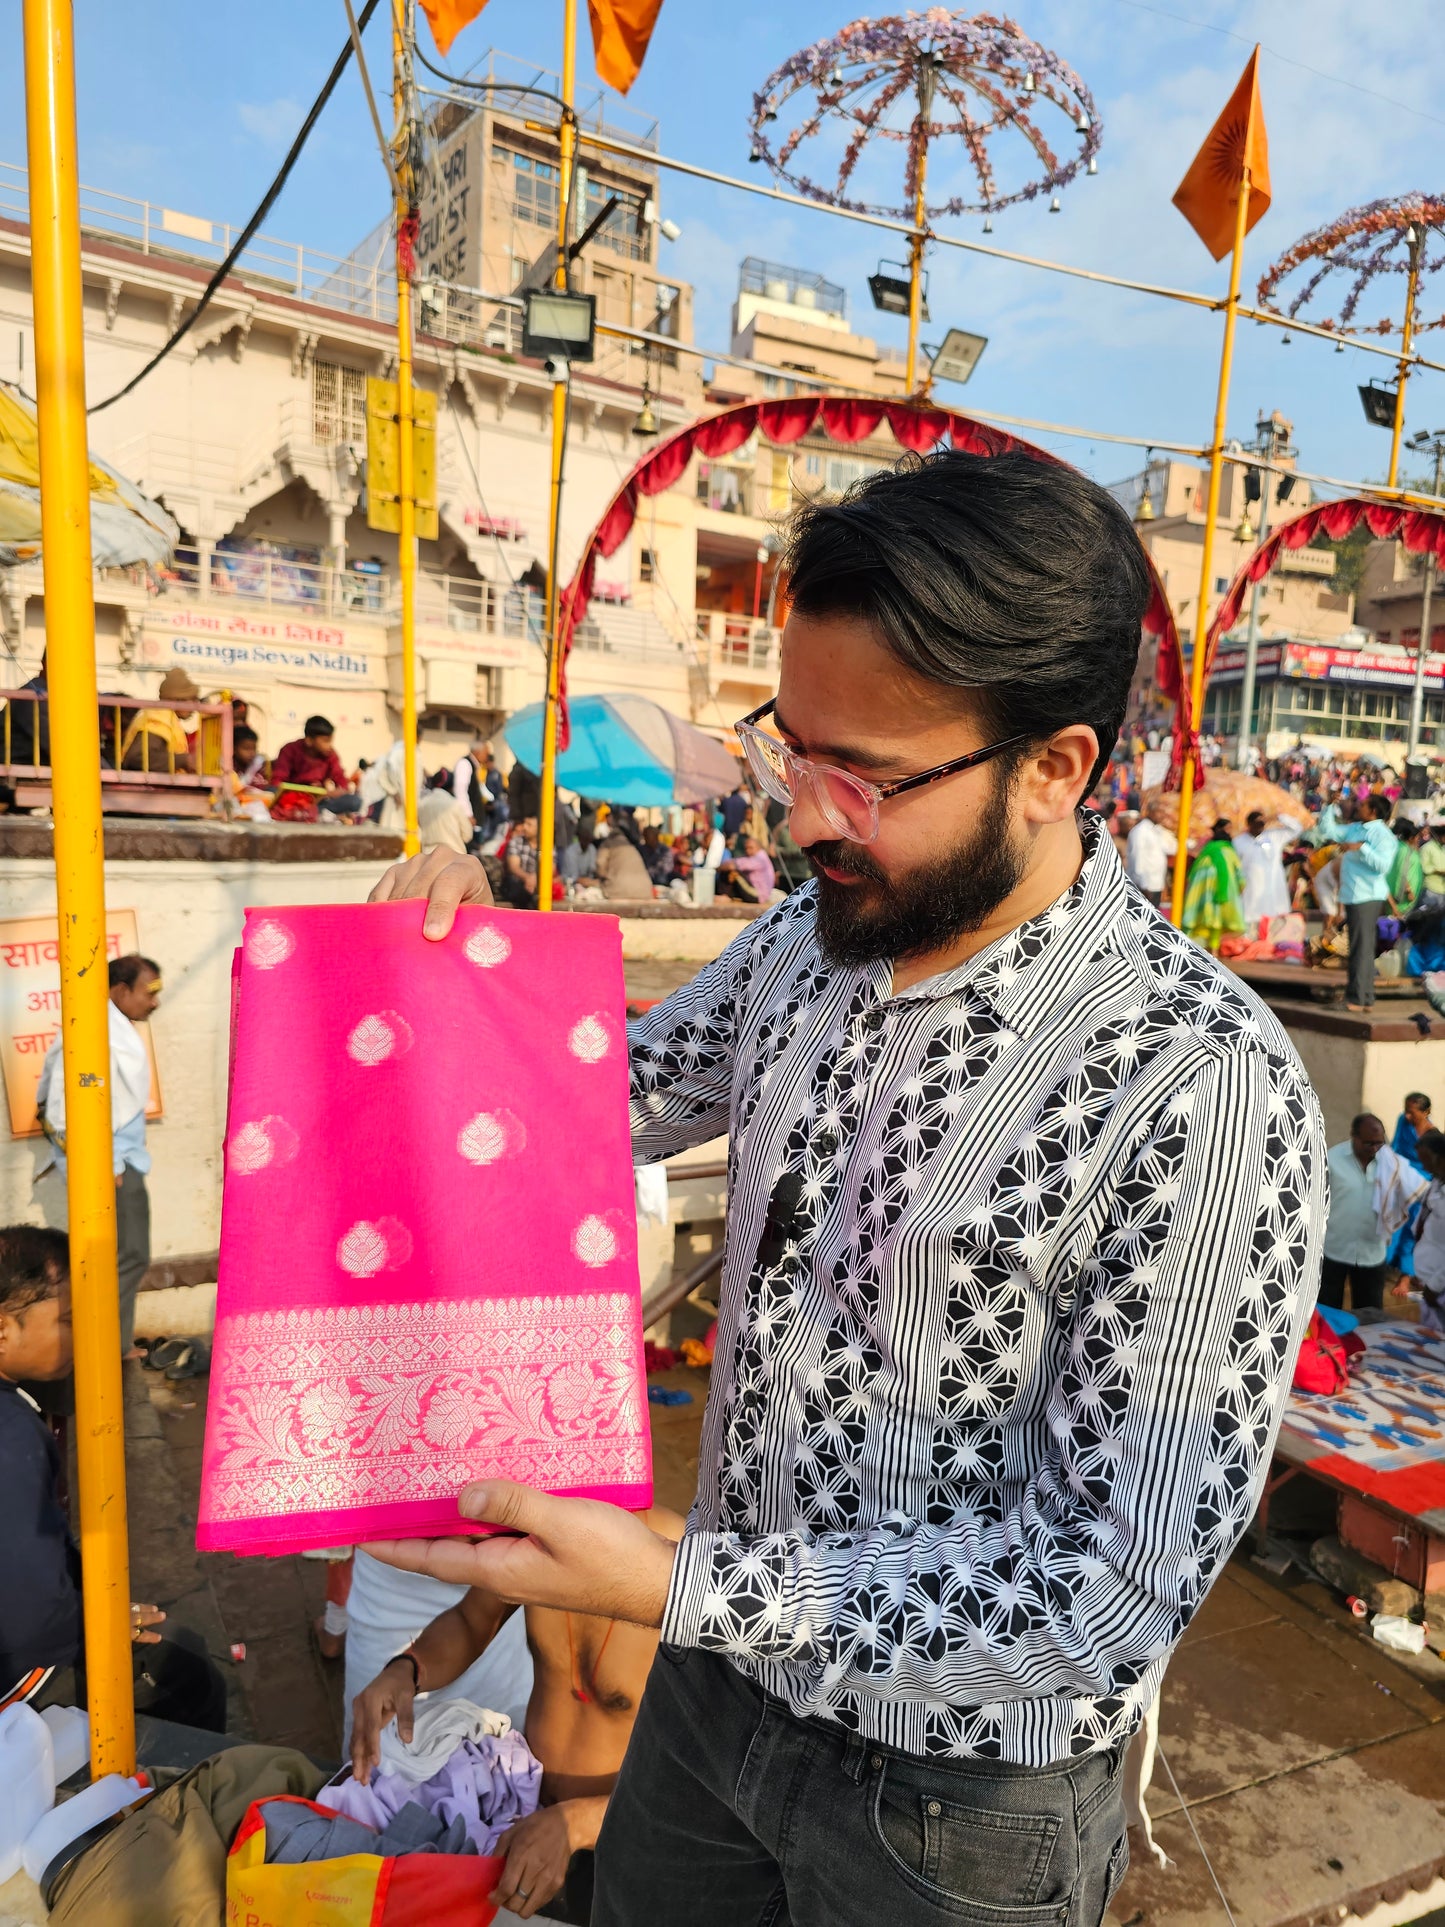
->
[[807, 769, 1028, 967]]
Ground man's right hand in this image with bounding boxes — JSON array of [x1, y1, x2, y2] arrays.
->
[[350, 1655, 416, 1781], [367, 846, 494, 939]]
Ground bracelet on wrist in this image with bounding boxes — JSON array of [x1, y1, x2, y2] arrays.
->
[[390, 1649, 421, 1690]]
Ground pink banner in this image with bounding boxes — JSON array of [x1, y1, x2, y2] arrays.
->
[[198, 901, 651, 1556]]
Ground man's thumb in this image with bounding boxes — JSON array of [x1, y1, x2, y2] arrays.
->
[[458, 1477, 550, 1536]]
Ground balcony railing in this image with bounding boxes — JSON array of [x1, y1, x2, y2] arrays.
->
[[695, 612, 781, 675], [0, 690, 234, 817]]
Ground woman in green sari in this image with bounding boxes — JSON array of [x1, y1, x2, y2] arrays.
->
[[1182, 817, 1246, 953]]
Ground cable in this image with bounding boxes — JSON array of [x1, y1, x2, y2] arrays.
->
[[1155, 1744, 1239, 1927], [412, 39, 565, 112], [344, 0, 400, 197], [88, 0, 384, 413]]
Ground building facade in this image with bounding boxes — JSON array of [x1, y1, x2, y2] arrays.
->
[[0, 55, 790, 773]]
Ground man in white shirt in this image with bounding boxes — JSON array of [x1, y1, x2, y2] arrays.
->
[[1123, 797, 1177, 906], [35, 953, 160, 1358], [1233, 809, 1297, 930], [1319, 1112, 1414, 1313]]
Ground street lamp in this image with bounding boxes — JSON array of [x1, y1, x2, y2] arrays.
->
[[1235, 410, 1297, 770], [869, 261, 927, 318], [1404, 427, 1445, 756]]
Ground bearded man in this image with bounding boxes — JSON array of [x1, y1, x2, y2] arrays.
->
[[363, 450, 1325, 1927]]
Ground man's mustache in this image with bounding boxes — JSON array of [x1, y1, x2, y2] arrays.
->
[[805, 840, 889, 885]]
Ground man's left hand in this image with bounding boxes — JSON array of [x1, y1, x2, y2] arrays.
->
[[362, 1479, 677, 1626], [490, 1804, 578, 1919]]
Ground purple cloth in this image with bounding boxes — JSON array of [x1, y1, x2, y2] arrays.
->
[[322, 1729, 543, 1854], [730, 851, 775, 898]]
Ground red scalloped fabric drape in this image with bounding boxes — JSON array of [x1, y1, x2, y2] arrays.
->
[[553, 395, 1182, 752]]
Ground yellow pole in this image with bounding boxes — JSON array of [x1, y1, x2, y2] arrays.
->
[[904, 62, 933, 394], [22, 0, 134, 1776], [1168, 166, 1252, 926], [394, 0, 419, 857], [1387, 228, 1423, 493], [536, 0, 577, 914]]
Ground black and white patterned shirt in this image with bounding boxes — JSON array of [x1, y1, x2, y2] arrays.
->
[[629, 813, 1325, 1764]]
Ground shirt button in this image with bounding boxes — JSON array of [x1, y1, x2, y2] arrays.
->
[[926, 1800, 942, 1817], [817, 1133, 838, 1157]]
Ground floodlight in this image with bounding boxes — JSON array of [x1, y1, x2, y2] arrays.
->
[[522, 289, 596, 362], [928, 328, 988, 386], [1359, 379, 1399, 428]]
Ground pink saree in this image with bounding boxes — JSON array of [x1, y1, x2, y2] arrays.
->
[[197, 901, 651, 1555]]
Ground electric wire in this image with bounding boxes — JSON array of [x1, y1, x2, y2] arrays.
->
[[88, 0, 384, 413], [1155, 1743, 1239, 1927]]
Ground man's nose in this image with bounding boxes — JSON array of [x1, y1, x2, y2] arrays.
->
[[787, 780, 834, 850]]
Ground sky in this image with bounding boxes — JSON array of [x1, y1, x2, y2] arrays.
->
[[4, 0, 1445, 491]]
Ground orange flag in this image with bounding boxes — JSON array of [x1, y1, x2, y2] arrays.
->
[[1172, 48, 1272, 261], [421, 0, 664, 95], [587, 0, 665, 94], [420, 0, 489, 57]]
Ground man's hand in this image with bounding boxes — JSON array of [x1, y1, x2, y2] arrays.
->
[[350, 1654, 416, 1782], [367, 846, 494, 938], [362, 1480, 677, 1626], [491, 1802, 597, 1920], [130, 1603, 165, 1645]]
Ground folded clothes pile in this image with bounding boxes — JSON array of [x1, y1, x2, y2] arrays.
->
[[322, 1728, 543, 1856]]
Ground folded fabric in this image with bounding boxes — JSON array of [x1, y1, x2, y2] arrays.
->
[[261, 1795, 476, 1862], [379, 1694, 512, 1786], [198, 901, 652, 1556], [322, 1729, 544, 1855]]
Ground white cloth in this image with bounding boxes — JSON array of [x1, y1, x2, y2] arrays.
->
[[1123, 817, 1176, 894], [1411, 1178, 1445, 1294], [342, 1549, 534, 1749], [452, 753, 476, 818], [1123, 1687, 1169, 1869], [701, 828, 725, 871], [379, 1694, 512, 1786], [634, 1162, 669, 1228], [1313, 852, 1342, 919], [35, 1000, 150, 1143], [1232, 825, 1297, 925], [418, 789, 473, 855], [1373, 1142, 1428, 1242]]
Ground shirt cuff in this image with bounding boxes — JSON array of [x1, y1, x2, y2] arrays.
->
[[660, 1526, 813, 1662]]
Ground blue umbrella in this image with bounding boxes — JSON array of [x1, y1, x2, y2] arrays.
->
[[504, 693, 740, 807]]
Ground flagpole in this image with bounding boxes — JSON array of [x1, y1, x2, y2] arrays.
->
[[22, 0, 134, 1778], [1168, 164, 1253, 925], [904, 53, 936, 394], [394, 0, 419, 858], [1387, 224, 1424, 493], [536, 0, 577, 915]]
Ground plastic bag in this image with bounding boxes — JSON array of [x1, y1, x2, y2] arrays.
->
[[1371, 1616, 1427, 1655]]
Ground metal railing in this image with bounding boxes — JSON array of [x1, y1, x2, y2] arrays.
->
[[0, 689, 233, 798]]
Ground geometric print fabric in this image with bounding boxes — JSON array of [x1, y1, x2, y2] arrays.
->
[[630, 813, 1325, 1762]]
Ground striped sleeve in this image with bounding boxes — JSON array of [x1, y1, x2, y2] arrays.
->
[[662, 1048, 1325, 1702], [626, 923, 757, 1161]]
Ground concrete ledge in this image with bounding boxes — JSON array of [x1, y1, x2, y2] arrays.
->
[[559, 896, 764, 920], [0, 817, 404, 863]]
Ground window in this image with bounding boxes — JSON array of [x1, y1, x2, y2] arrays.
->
[[497, 145, 560, 226], [312, 360, 366, 447], [639, 547, 656, 584], [475, 666, 502, 708], [696, 461, 746, 514], [1213, 576, 1230, 593], [582, 176, 646, 260]]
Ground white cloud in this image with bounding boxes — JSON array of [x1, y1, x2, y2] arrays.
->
[[238, 98, 303, 147]]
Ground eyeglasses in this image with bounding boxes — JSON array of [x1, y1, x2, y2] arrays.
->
[[735, 700, 1030, 845]]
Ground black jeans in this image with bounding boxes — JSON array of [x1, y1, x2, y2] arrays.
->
[[593, 1647, 1129, 1927], [115, 1165, 150, 1357], [1319, 1255, 1386, 1312], [1345, 899, 1383, 1007]]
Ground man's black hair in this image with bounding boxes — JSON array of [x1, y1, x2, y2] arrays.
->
[[305, 715, 334, 738], [1350, 1111, 1384, 1134], [109, 952, 160, 991], [1417, 1126, 1445, 1160], [234, 726, 259, 746], [0, 1224, 69, 1315], [782, 449, 1154, 789], [1365, 794, 1393, 820]]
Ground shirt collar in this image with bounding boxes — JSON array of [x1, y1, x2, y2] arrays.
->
[[886, 811, 1132, 1042]]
